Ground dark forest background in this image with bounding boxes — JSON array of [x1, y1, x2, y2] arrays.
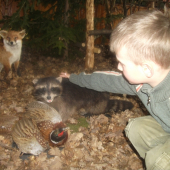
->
[[0, 0, 165, 59]]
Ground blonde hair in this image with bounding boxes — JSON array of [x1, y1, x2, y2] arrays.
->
[[110, 9, 170, 69]]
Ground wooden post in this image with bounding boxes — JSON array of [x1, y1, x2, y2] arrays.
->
[[151, 1, 155, 9], [149, 1, 155, 10], [63, 0, 69, 58], [85, 0, 94, 70]]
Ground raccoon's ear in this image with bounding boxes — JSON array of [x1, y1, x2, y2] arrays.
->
[[0, 30, 8, 38], [19, 30, 26, 39], [56, 77, 62, 83], [32, 79, 39, 84]]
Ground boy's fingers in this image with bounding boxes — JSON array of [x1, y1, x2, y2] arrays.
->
[[60, 72, 70, 78]]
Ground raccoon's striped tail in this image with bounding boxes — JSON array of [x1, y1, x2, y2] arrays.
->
[[106, 99, 133, 112]]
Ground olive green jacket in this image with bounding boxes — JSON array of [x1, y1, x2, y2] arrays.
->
[[69, 71, 170, 133]]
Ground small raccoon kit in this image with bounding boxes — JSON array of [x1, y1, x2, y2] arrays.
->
[[33, 77, 133, 122]]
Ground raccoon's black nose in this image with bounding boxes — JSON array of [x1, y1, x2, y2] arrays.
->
[[47, 96, 51, 100]]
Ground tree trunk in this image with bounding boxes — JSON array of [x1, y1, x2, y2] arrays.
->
[[151, 1, 155, 9], [63, 0, 69, 58], [85, 0, 94, 70], [123, 0, 127, 17]]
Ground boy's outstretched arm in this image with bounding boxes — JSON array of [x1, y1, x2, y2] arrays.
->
[[60, 71, 136, 96]]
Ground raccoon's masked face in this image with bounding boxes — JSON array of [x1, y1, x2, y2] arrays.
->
[[33, 77, 62, 103]]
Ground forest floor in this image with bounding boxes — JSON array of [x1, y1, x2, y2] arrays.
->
[[0, 46, 148, 170]]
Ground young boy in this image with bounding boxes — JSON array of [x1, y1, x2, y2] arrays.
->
[[60, 9, 170, 170]]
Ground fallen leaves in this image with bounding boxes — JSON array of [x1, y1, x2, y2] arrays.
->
[[59, 112, 144, 170], [48, 147, 61, 156], [0, 48, 147, 170], [0, 115, 19, 134]]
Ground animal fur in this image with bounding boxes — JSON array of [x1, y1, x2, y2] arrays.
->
[[33, 77, 133, 122], [0, 30, 25, 78]]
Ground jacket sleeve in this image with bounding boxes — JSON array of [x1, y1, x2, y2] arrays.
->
[[69, 71, 136, 95]]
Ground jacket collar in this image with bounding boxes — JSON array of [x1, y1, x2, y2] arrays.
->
[[141, 71, 170, 102]]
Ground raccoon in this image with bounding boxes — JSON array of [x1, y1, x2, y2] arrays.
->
[[33, 77, 133, 122]]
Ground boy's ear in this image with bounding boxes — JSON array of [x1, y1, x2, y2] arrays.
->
[[142, 64, 153, 78]]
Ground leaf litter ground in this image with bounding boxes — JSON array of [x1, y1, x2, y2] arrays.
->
[[0, 47, 148, 170]]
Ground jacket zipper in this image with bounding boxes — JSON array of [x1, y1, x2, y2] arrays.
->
[[147, 95, 151, 105]]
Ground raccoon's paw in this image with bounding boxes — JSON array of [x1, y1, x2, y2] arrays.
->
[[83, 113, 92, 118], [79, 108, 87, 116], [78, 108, 92, 118]]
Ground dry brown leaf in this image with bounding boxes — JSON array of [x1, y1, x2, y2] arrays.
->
[[10, 79, 18, 87], [67, 118, 78, 124], [84, 154, 95, 162], [90, 134, 104, 151], [128, 154, 143, 170], [14, 158, 22, 168], [48, 147, 61, 156], [0, 115, 19, 133], [0, 151, 10, 160], [72, 147, 84, 160], [0, 135, 4, 140], [11, 150, 21, 161], [24, 87, 33, 93], [78, 160, 86, 168], [48, 156, 63, 170], [9, 102, 17, 109], [91, 163, 108, 169], [96, 114, 108, 124], [37, 162, 48, 170], [14, 107, 24, 113], [36, 152, 47, 163], [65, 133, 83, 148]]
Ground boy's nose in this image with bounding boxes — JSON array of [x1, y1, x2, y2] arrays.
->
[[117, 63, 123, 71]]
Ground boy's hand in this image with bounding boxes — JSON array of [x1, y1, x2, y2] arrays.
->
[[60, 72, 70, 78]]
